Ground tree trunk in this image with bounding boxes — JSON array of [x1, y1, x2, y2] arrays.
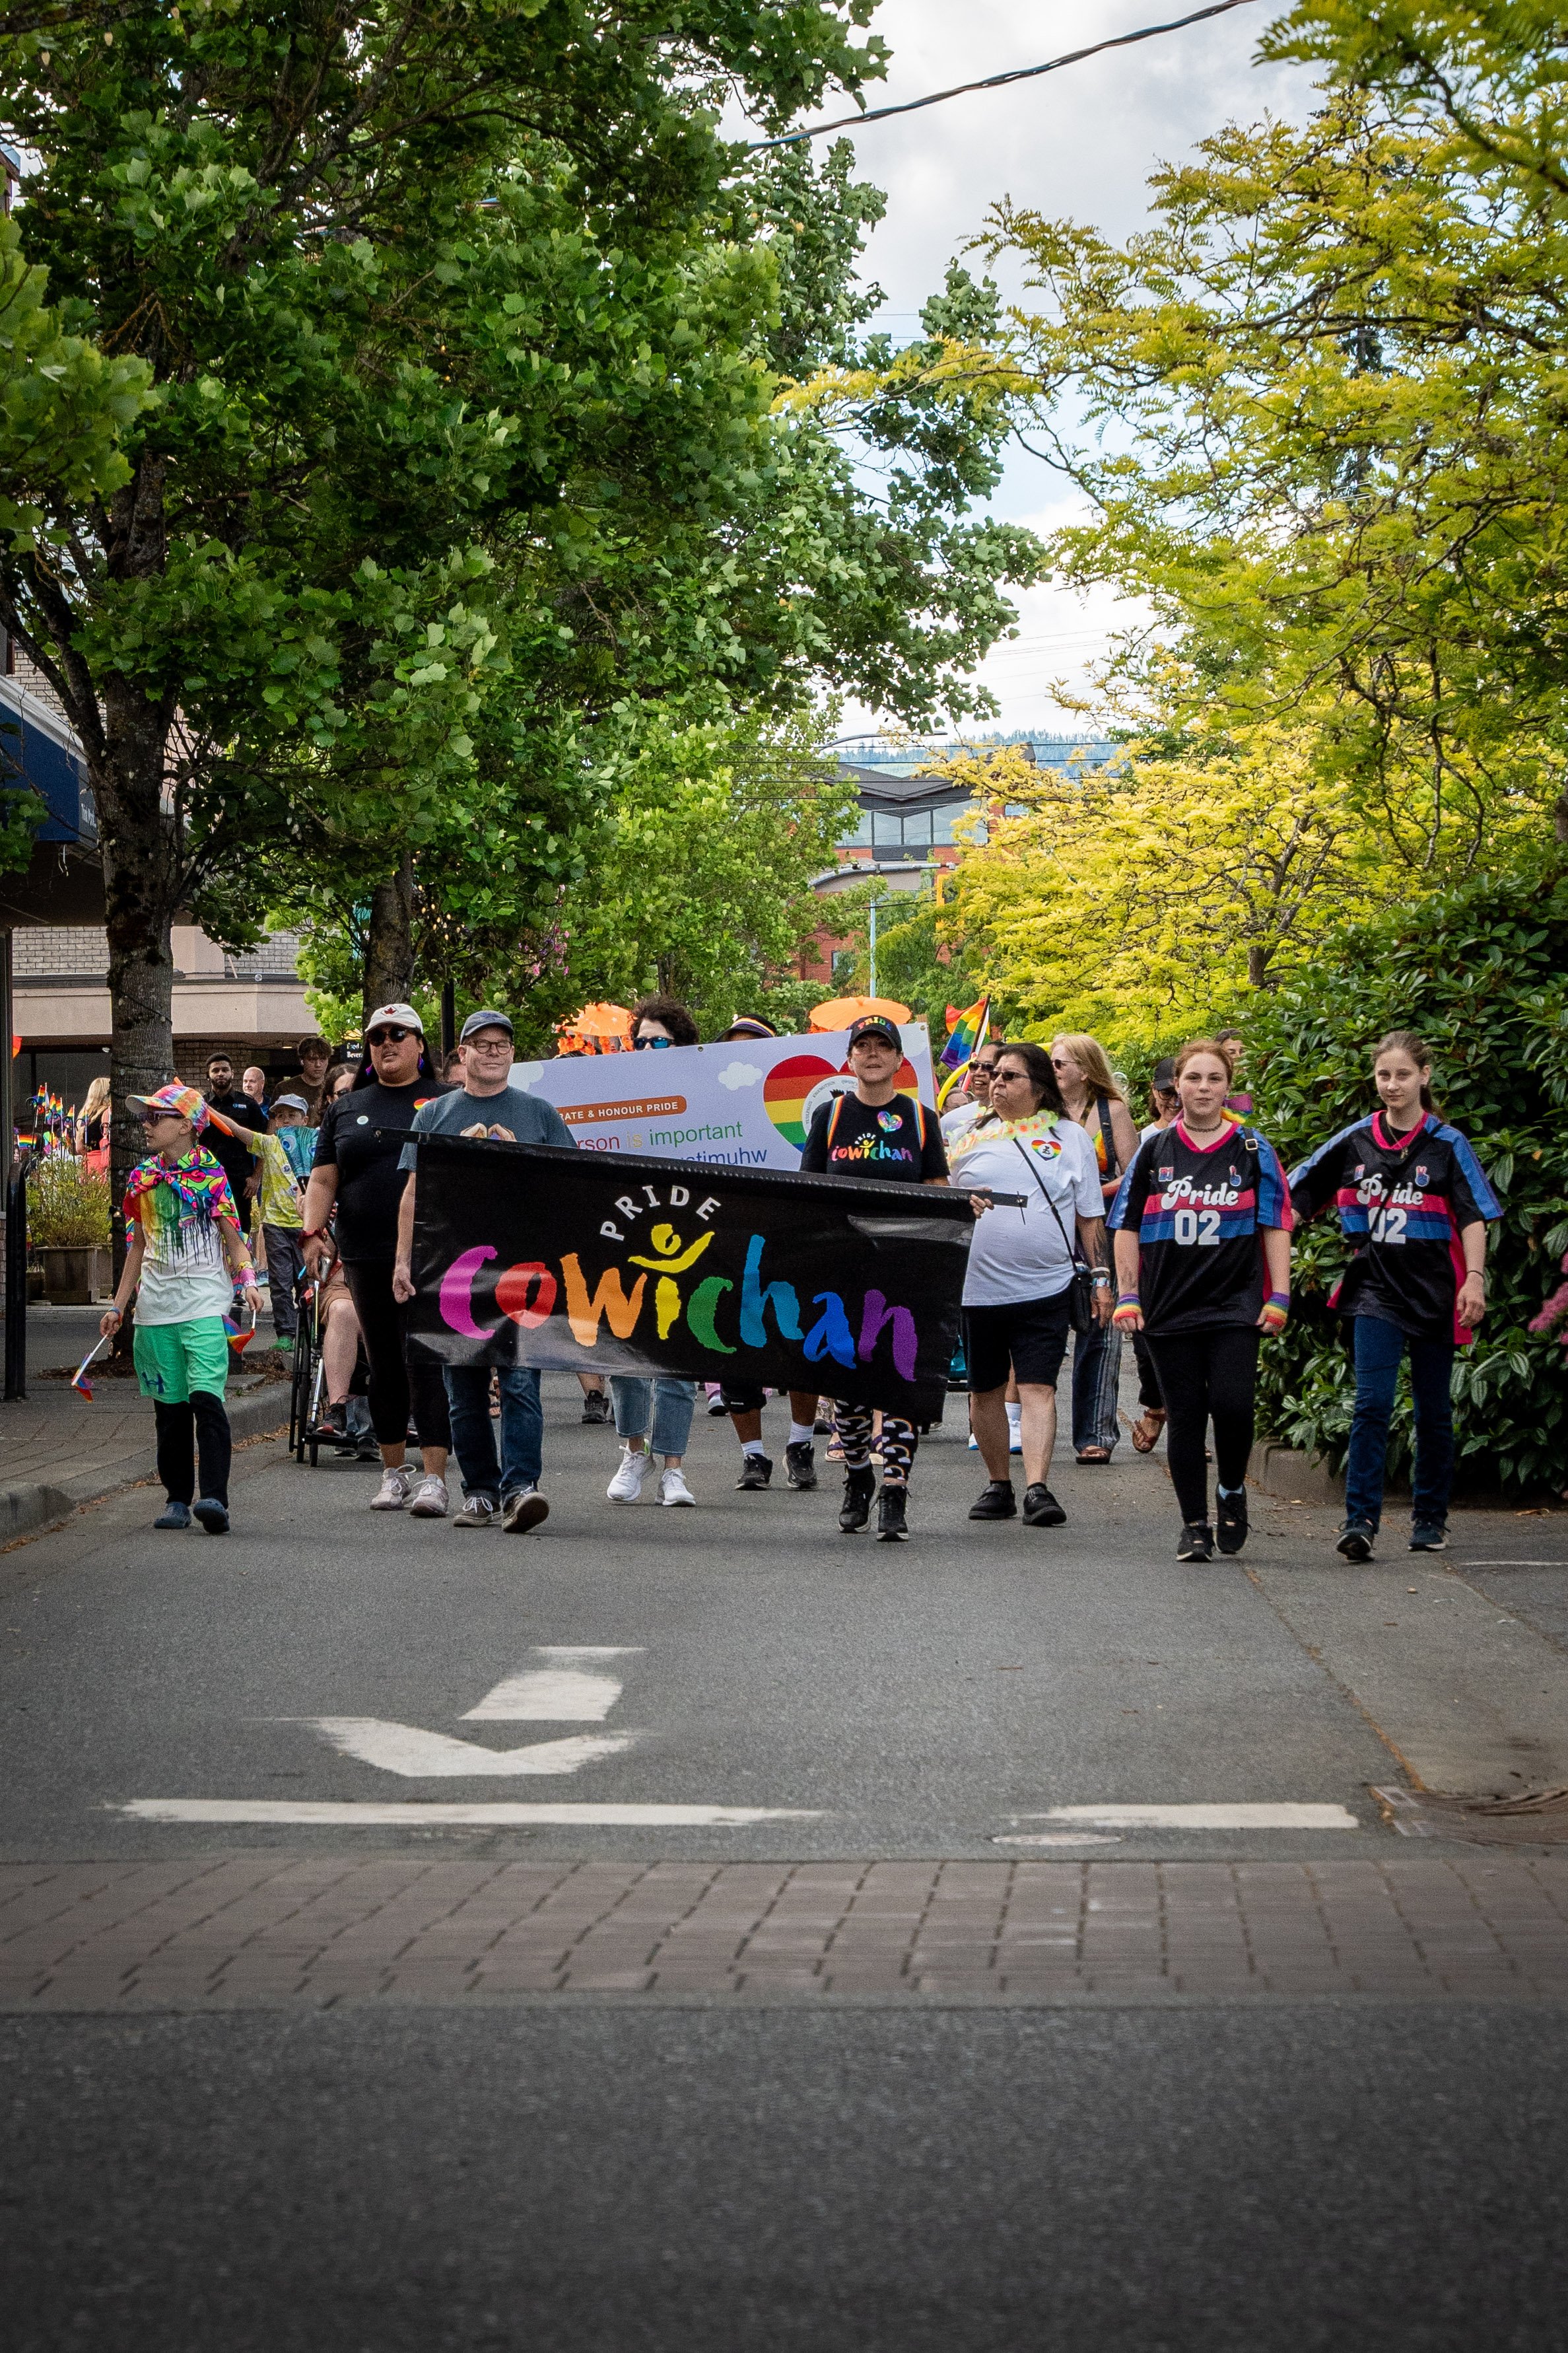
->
[[96, 681, 183, 1358], [363, 853, 417, 1020], [1556, 775, 1568, 845], [1247, 940, 1274, 989]]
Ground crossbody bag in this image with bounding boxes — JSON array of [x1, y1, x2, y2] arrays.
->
[[1012, 1137, 1095, 1337]]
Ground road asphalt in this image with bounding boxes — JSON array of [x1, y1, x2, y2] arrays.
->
[[3, 1373, 1567, 2346]]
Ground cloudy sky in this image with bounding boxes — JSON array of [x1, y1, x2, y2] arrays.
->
[[759, 0, 1316, 740]]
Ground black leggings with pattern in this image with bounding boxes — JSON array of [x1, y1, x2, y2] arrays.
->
[[833, 1403, 918, 1487]]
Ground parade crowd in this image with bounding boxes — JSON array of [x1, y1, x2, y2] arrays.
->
[[97, 1002, 1501, 1560]]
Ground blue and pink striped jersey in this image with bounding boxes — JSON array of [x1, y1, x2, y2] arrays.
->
[[1287, 1110, 1501, 1345], [1107, 1121, 1293, 1334]]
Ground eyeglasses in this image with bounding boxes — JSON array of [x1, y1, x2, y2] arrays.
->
[[990, 1069, 1028, 1085], [633, 1035, 673, 1050], [366, 1026, 415, 1046], [465, 1036, 512, 1052]]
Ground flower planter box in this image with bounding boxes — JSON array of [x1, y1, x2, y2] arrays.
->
[[40, 1246, 111, 1305]]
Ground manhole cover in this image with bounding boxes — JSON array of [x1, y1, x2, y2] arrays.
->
[[1371, 1784, 1568, 1845]]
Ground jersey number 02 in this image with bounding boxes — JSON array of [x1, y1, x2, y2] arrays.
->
[[1173, 1207, 1223, 1246]]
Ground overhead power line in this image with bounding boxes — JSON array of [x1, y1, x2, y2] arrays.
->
[[745, 0, 1261, 152]]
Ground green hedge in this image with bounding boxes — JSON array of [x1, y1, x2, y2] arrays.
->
[[1247, 866, 1568, 1496]]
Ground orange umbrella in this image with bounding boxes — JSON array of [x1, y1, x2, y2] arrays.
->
[[556, 1001, 634, 1055], [807, 994, 913, 1034]]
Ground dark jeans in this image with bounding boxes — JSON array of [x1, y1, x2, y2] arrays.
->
[[342, 1260, 452, 1451], [1071, 1317, 1123, 1454], [1144, 1325, 1259, 1527], [154, 1392, 231, 1507], [443, 1363, 543, 1502], [263, 1224, 304, 1340], [1344, 1316, 1456, 1529]]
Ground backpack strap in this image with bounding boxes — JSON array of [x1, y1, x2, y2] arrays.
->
[[826, 1092, 848, 1151]]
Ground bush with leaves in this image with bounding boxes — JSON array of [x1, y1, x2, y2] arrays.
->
[[28, 1157, 112, 1251], [1247, 864, 1568, 1494]]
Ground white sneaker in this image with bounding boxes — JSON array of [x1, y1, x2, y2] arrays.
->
[[407, 1472, 449, 1518], [1007, 1407, 1024, 1457], [607, 1446, 650, 1503], [658, 1466, 696, 1507], [967, 1431, 979, 1450], [370, 1465, 414, 1511]]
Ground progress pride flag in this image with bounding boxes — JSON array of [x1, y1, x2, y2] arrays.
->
[[406, 1135, 971, 1422]]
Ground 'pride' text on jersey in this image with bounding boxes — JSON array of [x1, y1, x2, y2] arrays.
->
[[1107, 1121, 1293, 1334], [1287, 1110, 1501, 1345]]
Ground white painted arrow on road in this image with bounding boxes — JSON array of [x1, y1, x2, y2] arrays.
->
[[285, 1719, 639, 1778]]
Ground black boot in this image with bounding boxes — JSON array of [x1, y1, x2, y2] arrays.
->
[[839, 1466, 875, 1532], [876, 1484, 909, 1542]]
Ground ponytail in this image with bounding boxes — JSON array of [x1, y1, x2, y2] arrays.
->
[[1373, 1030, 1437, 1114]]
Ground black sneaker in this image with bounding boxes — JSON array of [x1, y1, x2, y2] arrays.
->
[[1336, 1520, 1377, 1562], [1176, 1522, 1214, 1561], [1215, 1489, 1248, 1555], [839, 1466, 875, 1532], [580, 1389, 611, 1425], [785, 1441, 818, 1491], [1022, 1483, 1066, 1528], [969, 1480, 1017, 1521], [312, 1399, 347, 1444], [1410, 1520, 1448, 1552], [877, 1485, 909, 1542], [736, 1452, 773, 1491]]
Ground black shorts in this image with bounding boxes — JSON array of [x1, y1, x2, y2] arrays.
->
[[963, 1292, 1073, 1393]]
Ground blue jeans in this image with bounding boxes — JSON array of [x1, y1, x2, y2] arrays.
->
[[611, 1375, 697, 1458], [442, 1363, 543, 1502], [1072, 1317, 1123, 1455], [1344, 1316, 1455, 1529]]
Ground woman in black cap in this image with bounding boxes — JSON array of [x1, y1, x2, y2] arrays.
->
[[799, 1014, 949, 1541]]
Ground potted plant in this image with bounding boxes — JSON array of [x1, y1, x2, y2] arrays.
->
[[28, 1156, 113, 1303]]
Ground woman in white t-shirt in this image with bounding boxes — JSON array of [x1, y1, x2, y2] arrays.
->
[[950, 1043, 1112, 1528]]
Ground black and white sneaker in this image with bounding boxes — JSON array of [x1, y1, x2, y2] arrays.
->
[[839, 1467, 875, 1533], [1176, 1522, 1214, 1562], [1215, 1489, 1249, 1555], [969, 1480, 1017, 1521], [1022, 1484, 1066, 1528], [876, 1485, 909, 1541], [736, 1452, 773, 1491], [580, 1389, 611, 1426], [1336, 1520, 1377, 1562], [785, 1441, 818, 1491], [1409, 1520, 1448, 1552]]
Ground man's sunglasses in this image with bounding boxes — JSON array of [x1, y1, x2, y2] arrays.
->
[[632, 1035, 673, 1049], [366, 1026, 415, 1046]]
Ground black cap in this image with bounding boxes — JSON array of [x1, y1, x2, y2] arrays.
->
[[847, 1014, 901, 1052], [1152, 1059, 1176, 1088]]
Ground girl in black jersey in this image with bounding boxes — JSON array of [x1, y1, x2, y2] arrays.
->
[[1289, 1030, 1501, 1559], [800, 1013, 950, 1541], [1107, 1039, 1293, 1561]]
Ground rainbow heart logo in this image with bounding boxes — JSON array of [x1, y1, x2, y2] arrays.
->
[[762, 1055, 838, 1149]]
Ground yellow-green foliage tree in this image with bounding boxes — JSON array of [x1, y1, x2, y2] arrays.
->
[[936, 725, 1401, 1045]]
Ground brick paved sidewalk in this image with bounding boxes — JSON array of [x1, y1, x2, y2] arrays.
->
[[3, 1855, 1567, 2007]]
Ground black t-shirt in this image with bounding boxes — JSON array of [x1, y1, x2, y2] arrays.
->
[[204, 1089, 267, 1204], [1107, 1120, 1292, 1335], [1288, 1110, 1501, 1343], [312, 1077, 454, 1261], [799, 1090, 947, 1183]]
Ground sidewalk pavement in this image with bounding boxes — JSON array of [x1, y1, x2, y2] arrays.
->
[[4, 1854, 1567, 2008], [1, 1304, 289, 1541]]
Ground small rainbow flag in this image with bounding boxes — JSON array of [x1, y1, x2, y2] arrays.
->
[[71, 1335, 111, 1398], [223, 1309, 257, 1355], [939, 994, 990, 1074]]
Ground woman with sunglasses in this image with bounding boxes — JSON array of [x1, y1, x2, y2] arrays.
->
[[302, 1002, 455, 1516], [631, 995, 700, 1051]]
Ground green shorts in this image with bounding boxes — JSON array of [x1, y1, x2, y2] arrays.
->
[[133, 1317, 230, 1404]]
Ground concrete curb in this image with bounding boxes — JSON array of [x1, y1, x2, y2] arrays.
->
[[1246, 1440, 1342, 1505], [0, 1384, 289, 1544]]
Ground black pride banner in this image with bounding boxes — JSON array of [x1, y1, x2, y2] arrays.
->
[[406, 1135, 973, 1421]]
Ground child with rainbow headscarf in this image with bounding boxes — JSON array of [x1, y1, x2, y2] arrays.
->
[[99, 1084, 261, 1535]]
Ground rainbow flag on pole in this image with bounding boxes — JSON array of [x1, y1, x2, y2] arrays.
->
[[939, 994, 990, 1074]]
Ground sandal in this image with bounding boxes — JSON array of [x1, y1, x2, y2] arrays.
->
[[1075, 1446, 1112, 1464], [1128, 1409, 1166, 1455]]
